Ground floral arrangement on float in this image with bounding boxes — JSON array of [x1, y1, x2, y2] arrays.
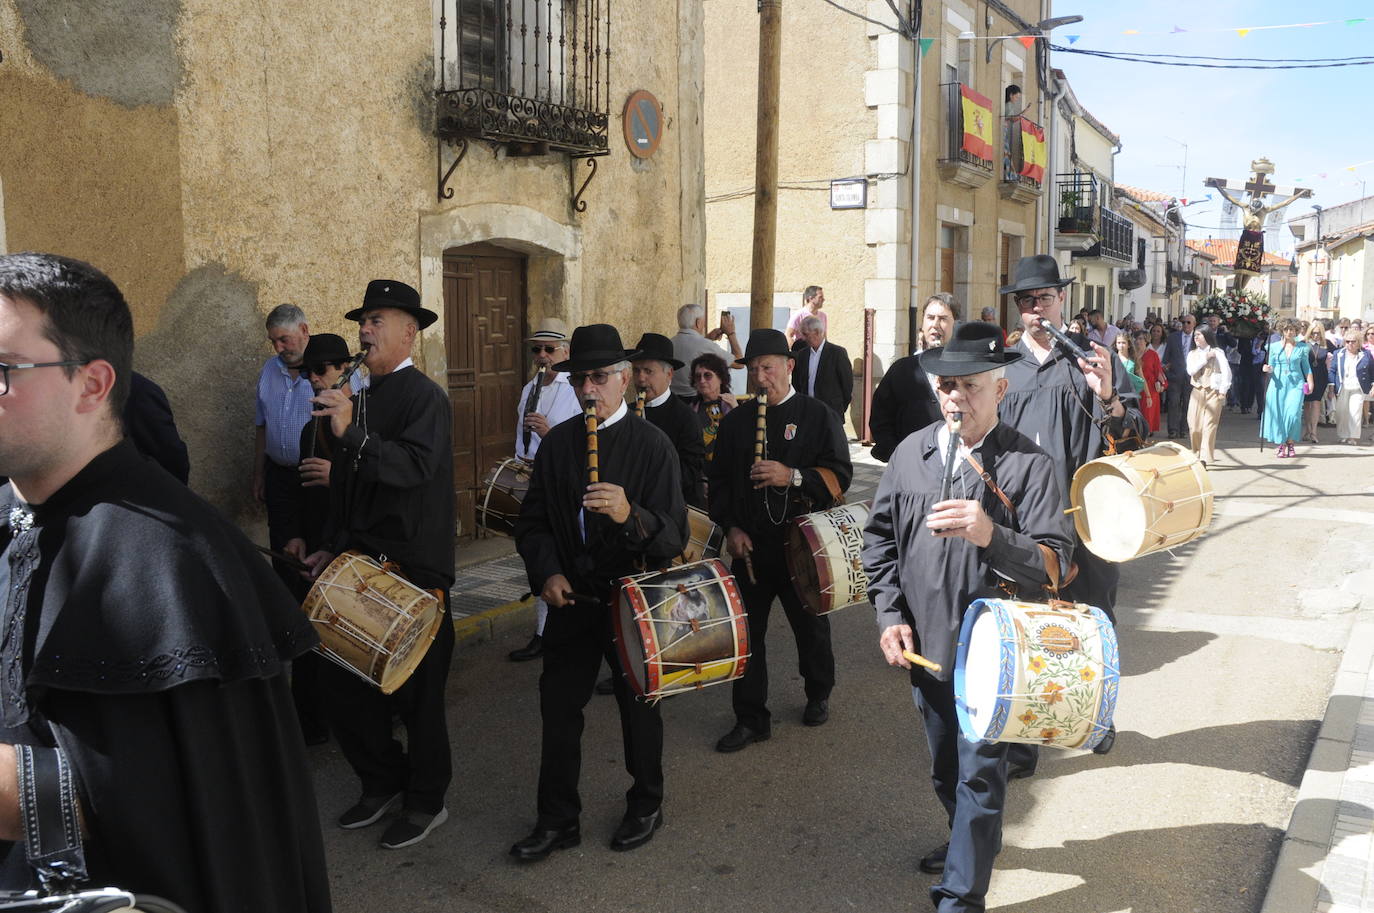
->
[[1198, 289, 1270, 339]]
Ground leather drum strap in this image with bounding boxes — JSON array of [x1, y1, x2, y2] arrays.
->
[[15, 744, 88, 894], [814, 467, 846, 506], [962, 451, 1076, 595]]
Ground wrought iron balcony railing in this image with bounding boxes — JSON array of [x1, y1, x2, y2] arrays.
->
[[1057, 171, 1099, 233], [436, 0, 611, 155], [938, 82, 994, 171], [1098, 206, 1134, 263]]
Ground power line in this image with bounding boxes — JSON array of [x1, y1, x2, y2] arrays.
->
[[817, 0, 902, 35], [1050, 44, 1374, 69]]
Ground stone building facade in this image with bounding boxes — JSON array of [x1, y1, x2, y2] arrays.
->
[[0, 0, 706, 533]]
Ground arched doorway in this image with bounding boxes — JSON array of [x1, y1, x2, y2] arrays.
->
[[443, 242, 527, 538]]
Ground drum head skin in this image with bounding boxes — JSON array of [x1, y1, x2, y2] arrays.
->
[[1075, 473, 1147, 562], [955, 598, 1121, 750]]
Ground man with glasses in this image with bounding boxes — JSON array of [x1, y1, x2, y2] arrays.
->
[[706, 329, 852, 753], [996, 255, 1145, 763], [1163, 313, 1198, 439], [510, 324, 686, 861], [0, 253, 329, 910], [509, 319, 581, 663]]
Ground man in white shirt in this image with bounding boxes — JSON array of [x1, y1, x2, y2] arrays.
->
[[670, 304, 741, 397], [1085, 310, 1119, 349], [791, 315, 853, 419], [510, 319, 581, 662]]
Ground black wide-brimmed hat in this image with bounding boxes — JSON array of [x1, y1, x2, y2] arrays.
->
[[734, 328, 795, 367], [551, 324, 642, 373], [632, 333, 685, 369], [920, 322, 1023, 377], [301, 333, 352, 365], [998, 254, 1075, 296], [344, 279, 438, 330]]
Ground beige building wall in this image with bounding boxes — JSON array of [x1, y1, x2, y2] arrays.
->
[[0, 0, 705, 516], [703, 0, 1047, 433]]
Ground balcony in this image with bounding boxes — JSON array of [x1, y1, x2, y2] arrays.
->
[[435, 0, 611, 155], [1056, 171, 1099, 241], [998, 116, 1044, 205], [936, 82, 995, 189]]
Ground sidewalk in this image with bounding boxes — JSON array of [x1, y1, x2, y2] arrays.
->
[[445, 442, 888, 647]]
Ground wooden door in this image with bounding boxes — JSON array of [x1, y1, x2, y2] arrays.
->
[[443, 244, 526, 539], [939, 247, 955, 295]]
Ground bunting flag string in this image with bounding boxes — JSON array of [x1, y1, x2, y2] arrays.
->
[[951, 17, 1369, 42], [1290, 160, 1374, 183]]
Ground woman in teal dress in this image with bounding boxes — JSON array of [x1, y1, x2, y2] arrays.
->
[[1262, 318, 1314, 458]]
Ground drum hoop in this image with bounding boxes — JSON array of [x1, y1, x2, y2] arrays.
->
[[479, 457, 527, 528], [312, 641, 382, 687]]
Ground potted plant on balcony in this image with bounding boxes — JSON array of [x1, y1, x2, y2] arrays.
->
[[1058, 189, 1092, 233]]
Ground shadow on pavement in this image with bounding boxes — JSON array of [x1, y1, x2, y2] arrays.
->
[[1116, 628, 1218, 678]]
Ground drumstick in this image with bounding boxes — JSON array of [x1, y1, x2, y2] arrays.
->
[[584, 397, 599, 486], [901, 650, 943, 673], [254, 544, 311, 573]]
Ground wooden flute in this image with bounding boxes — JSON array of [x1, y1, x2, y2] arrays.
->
[[634, 388, 646, 418], [584, 397, 600, 485], [744, 391, 768, 584]]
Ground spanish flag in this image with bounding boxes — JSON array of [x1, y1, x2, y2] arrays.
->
[[959, 85, 994, 161], [1019, 118, 1046, 182]]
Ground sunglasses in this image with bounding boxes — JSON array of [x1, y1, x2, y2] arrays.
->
[[569, 370, 616, 387], [301, 361, 347, 377], [693, 371, 717, 381], [530, 345, 559, 354]]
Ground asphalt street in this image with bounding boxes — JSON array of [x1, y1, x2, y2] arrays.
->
[[311, 408, 1366, 913]]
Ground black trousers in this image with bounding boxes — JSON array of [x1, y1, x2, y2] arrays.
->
[[324, 599, 455, 815], [914, 676, 1011, 913], [729, 537, 835, 730], [1165, 379, 1190, 438], [536, 601, 663, 828]]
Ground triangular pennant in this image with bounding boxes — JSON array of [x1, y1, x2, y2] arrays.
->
[[1237, 28, 1251, 37], [1319, 173, 1328, 178], [919, 37, 935, 56], [1017, 35, 1036, 49], [1171, 25, 1186, 33], [1349, 165, 1359, 171], [1179, 198, 1189, 206], [1347, 18, 1367, 25], [1066, 35, 1080, 44], [1123, 29, 1139, 35]]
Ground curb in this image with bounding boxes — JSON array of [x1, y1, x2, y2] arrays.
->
[[451, 595, 537, 650], [1260, 620, 1374, 913]]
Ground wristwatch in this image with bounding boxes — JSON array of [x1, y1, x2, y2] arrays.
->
[[790, 468, 803, 488]]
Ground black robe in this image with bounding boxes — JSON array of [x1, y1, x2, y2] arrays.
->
[[706, 392, 852, 545], [999, 335, 1147, 614], [0, 440, 329, 912], [322, 366, 456, 591], [869, 353, 942, 462], [861, 422, 1073, 679], [643, 394, 707, 509], [516, 410, 686, 602]]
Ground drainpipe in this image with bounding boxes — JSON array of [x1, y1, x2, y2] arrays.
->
[[906, 7, 923, 355]]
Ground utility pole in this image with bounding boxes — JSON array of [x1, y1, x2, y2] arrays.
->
[[749, 0, 782, 332]]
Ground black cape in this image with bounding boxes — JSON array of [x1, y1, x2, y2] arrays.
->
[[706, 392, 852, 545], [0, 440, 329, 912], [323, 366, 456, 590], [515, 411, 686, 603], [643, 394, 707, 509], [869, 353, 941, 462]]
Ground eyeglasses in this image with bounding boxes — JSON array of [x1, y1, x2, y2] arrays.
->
[[693, 371, 716, 382], [530, 345, 559, 354], [301, 361, 347, 378], [569, 370, 616, 387], [1181, 318, 1196, 325], [0, 359, 90, 396], [1013, 293, 1057, 307]]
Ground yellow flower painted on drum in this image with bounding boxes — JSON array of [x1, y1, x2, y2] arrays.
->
[[1079, 667, 1095, 682], [1027, 655, 1046, 673], [1018, 710, 1036, 725], [1040, 728, 1062, 743], [1041, 681, 1065, 705]]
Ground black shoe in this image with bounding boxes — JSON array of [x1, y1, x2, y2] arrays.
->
[[595, 675, 615, 695], [803, 699, 829, 727], [1007, 760, 1036, 780], [1092, 724, 1117, 755], [918, 842, 949, 874], [610, 808, 663, 852], [508, 634, 543, 662], [715, 723, 771, 753], [509, 823, 581, 862]]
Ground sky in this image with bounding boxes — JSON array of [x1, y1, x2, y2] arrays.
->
[[1040, 0, 1374, 252]]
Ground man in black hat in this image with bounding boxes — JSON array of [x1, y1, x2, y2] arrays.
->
[[304, 280, 456, 850], [862, 321, 1073, 913], [706, 328, 852, 752], [996, 254, 1145, 759], [632, 332, 706, 508], [510, 324, 687, 860]]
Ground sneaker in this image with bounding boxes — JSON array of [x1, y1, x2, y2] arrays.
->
[[338, 792, 403, 829], [379, 807, 449, 849]]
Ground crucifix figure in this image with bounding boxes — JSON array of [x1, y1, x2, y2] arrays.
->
[[1204, 158, 1313, 283]]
